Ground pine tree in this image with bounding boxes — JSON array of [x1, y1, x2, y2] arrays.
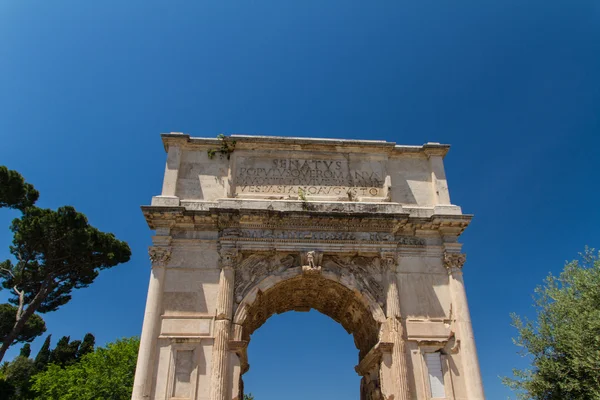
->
[[0, 167, 131, 362], [34, 334, 51, 371], [76, 333, 95, 359], [18, 343, 30, 358]]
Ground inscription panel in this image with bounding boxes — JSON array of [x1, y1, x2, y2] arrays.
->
[[233, 156, 386, 199]]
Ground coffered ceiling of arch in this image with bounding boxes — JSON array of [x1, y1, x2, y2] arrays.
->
[[240, 273, 381, 359]]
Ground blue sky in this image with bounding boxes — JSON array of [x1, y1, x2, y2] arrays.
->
[[1, 1, 599, 398]]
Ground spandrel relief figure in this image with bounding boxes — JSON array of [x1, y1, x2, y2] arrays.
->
[[234, 253, 299, 302]]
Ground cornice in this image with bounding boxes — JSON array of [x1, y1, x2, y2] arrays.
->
[[141, 205, 472, 238], [159, 132, 450, 157]]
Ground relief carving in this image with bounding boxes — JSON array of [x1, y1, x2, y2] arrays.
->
[[237, 229, 424, 245], [148, 246, 172, 266], [219, 248, 239, 269], [380, 251, 397, 270], [233, 253, 300, 302], [322, 255, 385, 304], [240, 229, 357, 241], [301, 250, 323, 275], [396, 236, 426, 246], [443, 252, 466, 273]]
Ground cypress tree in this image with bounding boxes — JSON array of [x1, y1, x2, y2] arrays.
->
[[34, 335, 51, 370], [77, 333, 95, 359], [66, 340, 81, 366], [18, 343, 30, 358], [50, 336, 70, 366]]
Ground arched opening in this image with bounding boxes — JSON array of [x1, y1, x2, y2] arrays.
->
[[244, 310, 360, 399], [231, 267, 386, 400]]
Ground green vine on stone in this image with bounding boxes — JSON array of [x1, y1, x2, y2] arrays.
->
[[207, 134, 236, 160], [298, 188, 307, 202], [298, 188, 314, 211]]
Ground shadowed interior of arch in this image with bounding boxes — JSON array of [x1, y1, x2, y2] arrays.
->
[[239, 273, 382, 359]]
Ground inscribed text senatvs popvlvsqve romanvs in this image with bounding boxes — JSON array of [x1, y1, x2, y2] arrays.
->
[[234, 157, 385, 197]]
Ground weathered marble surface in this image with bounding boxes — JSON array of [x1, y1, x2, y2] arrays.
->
[[132, 134, 485, 400]]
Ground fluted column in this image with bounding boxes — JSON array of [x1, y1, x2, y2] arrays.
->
[[210, 248, 237, 400], [382, 253, 411, 400], [444, 252, 485, 400], [132, 246, 171, 400]]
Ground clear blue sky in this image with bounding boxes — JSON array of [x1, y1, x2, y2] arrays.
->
[[1, 1, 599, 399]]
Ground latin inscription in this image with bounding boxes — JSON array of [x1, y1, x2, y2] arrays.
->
[[234, 158, 385, 197]]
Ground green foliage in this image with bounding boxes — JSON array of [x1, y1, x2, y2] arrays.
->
[[298, 188, 307, 201], [0, 166, 39, 211], [50, 336, 81, 367], [19, 344, 31, 358], [1, 206, 132, 313], [76, 333, 95, 360], [1, 355, 36, 399], [503, 248, 600, 399], [34, 335, 51, 371], [0, 377, 16, 400], [32, 337, 140, 400], [0, 204, 131, 361], [207, 134, 236, 160], [0, 304, 46, 345], [243, 394, 255, 400], [0, 332, 97, 398]]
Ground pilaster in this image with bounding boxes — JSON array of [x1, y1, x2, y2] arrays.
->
[[209, 248, 238, 400], [443, 251, 485, 400], [132, 243, 172, 400], [381, 252, 411, 400]]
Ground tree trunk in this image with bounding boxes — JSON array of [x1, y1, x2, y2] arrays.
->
[[0, 287, 48, 362]]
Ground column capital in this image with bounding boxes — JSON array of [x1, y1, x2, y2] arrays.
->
[[148, 246, 172, 267], [380, 251, 398, 270], [219, 247, 239, 269], [443, 252, 466, 274]]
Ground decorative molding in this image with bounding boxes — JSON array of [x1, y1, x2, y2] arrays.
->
[[142, 205, 472, 238], [397, 236, 426, 246], [219, 248, 239, 269], [380, 251, 397, 270], [148, 246, 172, 266], [443, 252, 466, 273], [240, 229, 359, 241]]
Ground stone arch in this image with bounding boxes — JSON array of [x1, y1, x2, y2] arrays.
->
[[233, 265, 386, 358]]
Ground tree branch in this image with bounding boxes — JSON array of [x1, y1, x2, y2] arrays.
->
[[0, 267, 16, 280], [13, 285, 25, 320]]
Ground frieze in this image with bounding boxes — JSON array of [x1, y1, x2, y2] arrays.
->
[[396, 236, 426, 246], [239, 229, 357, 241], [231, 229, 425, 245]]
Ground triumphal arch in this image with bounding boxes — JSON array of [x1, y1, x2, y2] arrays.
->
[[132, 133, 485, 400]]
